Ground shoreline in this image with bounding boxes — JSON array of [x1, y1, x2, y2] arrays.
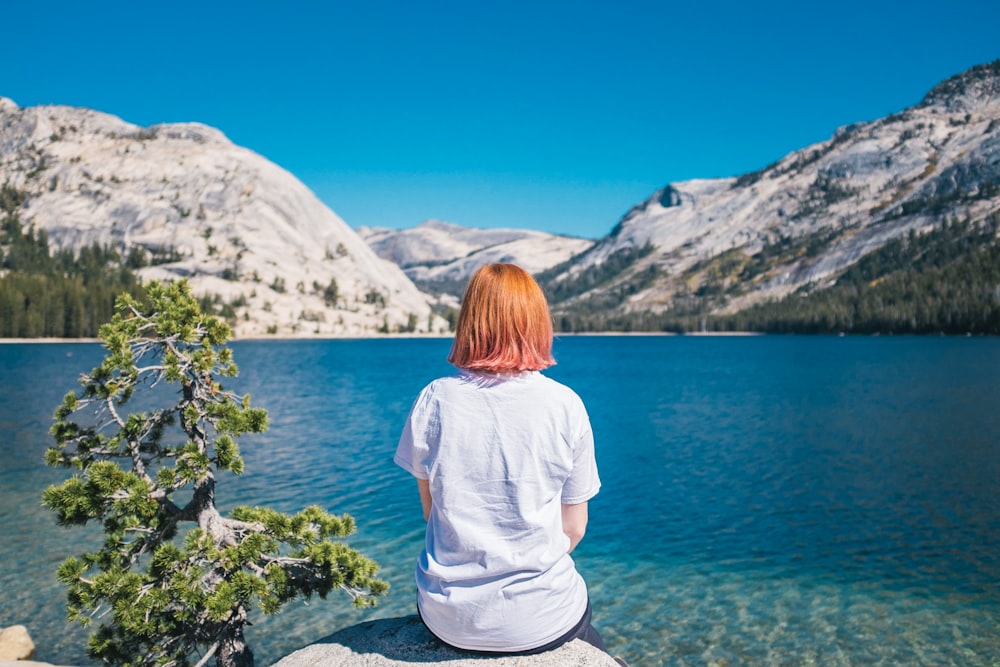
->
[[0, 337, 103, 344], [0, 331, 771, 344], [5, 331, 993, 344]]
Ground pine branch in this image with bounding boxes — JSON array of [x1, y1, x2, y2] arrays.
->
[[192, 641, 220, 667], [45, 280, 386, 667]]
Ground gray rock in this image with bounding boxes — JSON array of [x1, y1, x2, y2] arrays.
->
[[271, 616, 620, 667]]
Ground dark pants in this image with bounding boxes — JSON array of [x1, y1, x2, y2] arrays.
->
[[418, 597, 609, 656]]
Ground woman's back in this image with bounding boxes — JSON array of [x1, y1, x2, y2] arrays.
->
[[394, 263, 617, 660], [395, 369, 600, 651]]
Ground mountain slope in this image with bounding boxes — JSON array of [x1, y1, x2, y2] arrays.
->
[[540, 60, 1000, 328], [358, 220, 594, 298], [0, 97, 444, 336]]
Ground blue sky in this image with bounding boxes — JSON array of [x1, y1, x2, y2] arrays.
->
[[2, 1, 998, 239]]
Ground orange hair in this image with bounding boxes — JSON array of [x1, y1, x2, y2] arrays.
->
[[447, 263, 556, 373]]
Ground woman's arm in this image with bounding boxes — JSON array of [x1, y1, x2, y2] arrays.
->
[[561, 502, 589, 553], [418, 478, 432, 521]]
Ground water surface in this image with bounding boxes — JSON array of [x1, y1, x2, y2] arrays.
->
[[1, 336, 998, 666]]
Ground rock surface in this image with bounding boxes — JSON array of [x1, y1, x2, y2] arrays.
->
[[539, 61, 1000, 316], [0, 98, 445, 337], [271, 616, 619, 667], [0, 626, 35, 661], [358, 220, 594, 298]]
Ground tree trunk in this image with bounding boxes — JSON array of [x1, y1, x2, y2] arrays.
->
[[216, 624, 254, 667]]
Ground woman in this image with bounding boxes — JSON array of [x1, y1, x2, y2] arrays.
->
[[394, 263, 619, 659]]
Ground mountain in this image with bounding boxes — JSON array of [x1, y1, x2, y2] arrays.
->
[[0, 97, 445, 336], [4, 60, 999, 338], [357, 220, 594, 298], [539, 60, 1000, 331]]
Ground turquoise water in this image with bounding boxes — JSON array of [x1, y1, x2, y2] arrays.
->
[[2, 336, 999, 666]]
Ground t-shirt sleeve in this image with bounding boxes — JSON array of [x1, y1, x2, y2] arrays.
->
[[561, 403, 601, 504], [393, 384, 437, 480]]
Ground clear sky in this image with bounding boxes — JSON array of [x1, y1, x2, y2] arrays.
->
[[2, 1, 998, 239]]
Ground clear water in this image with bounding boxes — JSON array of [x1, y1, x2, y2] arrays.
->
[[1, 336, 999, 666]]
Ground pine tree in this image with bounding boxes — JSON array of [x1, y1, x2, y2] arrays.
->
[[42, 280, 387, 667]]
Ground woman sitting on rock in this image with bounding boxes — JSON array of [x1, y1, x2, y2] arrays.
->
[[395, 263, 624, 664]]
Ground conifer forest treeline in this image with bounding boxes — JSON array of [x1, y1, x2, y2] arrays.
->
[[0, 185, 145, 337], [549, 215, 1000, 335], [2, 180, 1000, 337]]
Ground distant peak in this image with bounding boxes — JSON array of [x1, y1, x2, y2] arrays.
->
[[920, 59, 1000, 110], [0, 97, 18, 112], [417, 219, 464, 231]]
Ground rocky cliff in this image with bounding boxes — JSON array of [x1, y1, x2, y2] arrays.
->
[[4, 61, 998, 336], [0, 97, 445, 336], [540, 61, 1000, 319]]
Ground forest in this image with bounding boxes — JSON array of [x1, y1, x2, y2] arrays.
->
[[3, 178, 999, 337], [551, 215, 1000, 335], [717, 216, 1000, 334], [0, 185, 145, 337]]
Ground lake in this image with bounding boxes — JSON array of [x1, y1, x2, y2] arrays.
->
[[1, 336, 999, 666]]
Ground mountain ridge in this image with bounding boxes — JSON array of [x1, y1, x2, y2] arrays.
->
[[357, 220, 593, 299], [0, 97, 446, 336], [534, 59, 1000, 327], [3, 59, 999, 337], [356, 60, 1000, 333]]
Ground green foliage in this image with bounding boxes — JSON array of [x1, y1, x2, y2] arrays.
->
[[561, 216, 1000, 334], [0, 186, 146, 337], [0, 183, 27, 214], [538, 242, 655, 306], [198, 293, 239, 324], [148, 245, 185, 266], [43, 280, 387, 667], [321, 277, 339, 307], [364, 289, 386, 308], [715, 216, 1000, 334], [538, 242, 660, 333]]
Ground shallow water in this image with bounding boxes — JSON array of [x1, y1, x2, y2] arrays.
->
[[1, 336, 998, 666]]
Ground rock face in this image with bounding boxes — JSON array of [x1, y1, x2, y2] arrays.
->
[[0, 625, 35, 661], [0, 98, 445, 336], [540, 60, 1000, 316], [358, 220, 594, 298], [271, 616, 619, 667]]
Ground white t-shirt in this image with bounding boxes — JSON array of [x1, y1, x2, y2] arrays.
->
[[394, 369, 601, 652]]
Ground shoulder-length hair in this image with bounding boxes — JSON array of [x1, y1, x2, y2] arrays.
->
[[447, 263, 556, 373]]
